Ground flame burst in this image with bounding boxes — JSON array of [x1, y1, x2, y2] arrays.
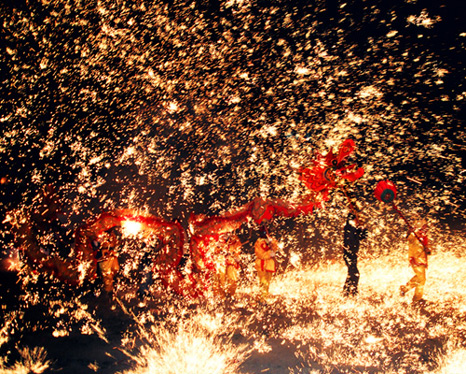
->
[[121, 312, 251, 374]]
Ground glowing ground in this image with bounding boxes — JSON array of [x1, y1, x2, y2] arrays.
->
[[1, 238, 465, 374]]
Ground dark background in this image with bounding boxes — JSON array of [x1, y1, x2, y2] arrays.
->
[[1, 0, 465, 256]]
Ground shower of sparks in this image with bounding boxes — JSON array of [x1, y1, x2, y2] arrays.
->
[[1, 222, 466, 373], [0, 347, 51, 374], [120, 311, 252, 374], [0, 0, 465, 373], [111, 234, 466, 374]]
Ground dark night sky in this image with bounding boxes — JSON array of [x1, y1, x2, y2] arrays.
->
[[1, 0, 465, 248]]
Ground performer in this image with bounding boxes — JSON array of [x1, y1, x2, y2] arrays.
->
[[400, 218, 430, 303], [137, 234, 162, 299], [254, 226, 278, 299], [92, 229, 120, 298], [342, 212, 367, 297], [215, 233, 242, 298]]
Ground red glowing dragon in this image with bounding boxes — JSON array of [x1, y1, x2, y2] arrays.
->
[[298, 139, 364, 202]]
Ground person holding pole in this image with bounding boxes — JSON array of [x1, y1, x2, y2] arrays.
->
[[400, 217, 431, 303], [254, 225, 278, 300]]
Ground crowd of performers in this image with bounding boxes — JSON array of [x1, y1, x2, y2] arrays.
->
[[5, 188, 431, 306], [4, 139, 432, 305]]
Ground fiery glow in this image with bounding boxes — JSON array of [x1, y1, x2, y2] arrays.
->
[[121, 220, 143, 237]]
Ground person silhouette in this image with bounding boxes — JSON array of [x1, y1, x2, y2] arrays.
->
[[342, 212, 367, 297]]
